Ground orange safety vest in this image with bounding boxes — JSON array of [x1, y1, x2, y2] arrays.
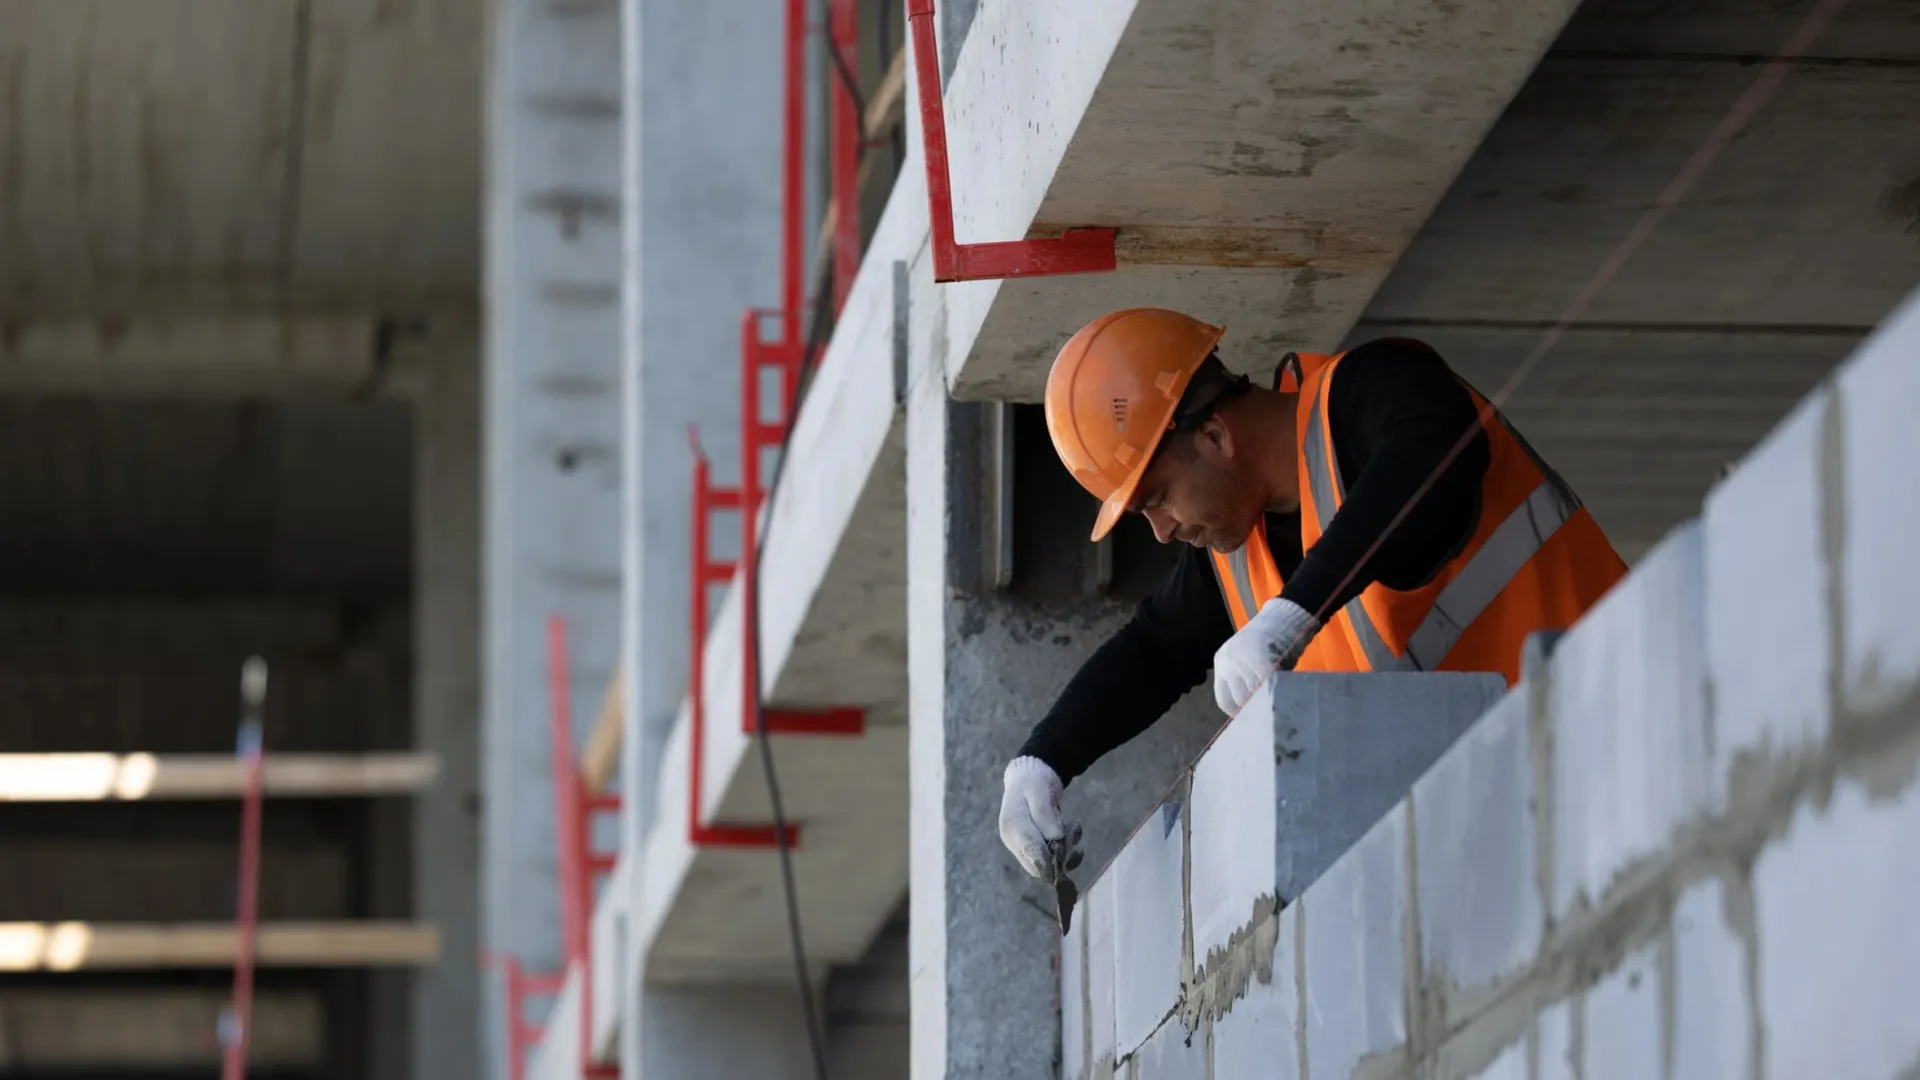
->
[[1209, 348, 1627, 686]]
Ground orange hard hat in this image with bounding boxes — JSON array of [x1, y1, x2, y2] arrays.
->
[[1044, 308, 1226, 541]]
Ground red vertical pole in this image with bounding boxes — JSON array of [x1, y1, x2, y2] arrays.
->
[[831, 0, 860, 313]]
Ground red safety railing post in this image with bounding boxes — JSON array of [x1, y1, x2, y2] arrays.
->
[[905, 0, 1117, 283], [830, 0, 860, 313]]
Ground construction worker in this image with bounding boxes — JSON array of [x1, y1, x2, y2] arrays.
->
[[998, 308, 1627, 882]]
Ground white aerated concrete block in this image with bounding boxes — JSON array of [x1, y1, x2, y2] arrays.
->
[[1412, 690, 1541, 1026], [1672, 876, 1751, 1079], [1837, 290, 1920, 713], [1536, 1000, 1575, 1080], [1209, 904, 1300, 1080], [1468, 1039, 1527, 1080], [1112, 795, 1188, 1058], [1704, 385, 1832, 789], [1063, 900, 1088, 1080], [1754, 775, 1920, 1080], [1190, 674, 1504, 969], [1303, 807, 1408, 1080], [1132, 1018, 1206, 1080], [1087, 870, 1118, 1076], [1549, 522, 1711, 920], [1582, 943, 1662, 1080]]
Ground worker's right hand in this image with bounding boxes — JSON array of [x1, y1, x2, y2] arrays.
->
[[998, 756, 1082, 882]]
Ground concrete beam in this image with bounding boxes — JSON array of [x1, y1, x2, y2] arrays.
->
[[915, 0, 1586, 401], [0, 752, 439, 801], [0, 315, 413, 398], [0, 922, 440, 971]]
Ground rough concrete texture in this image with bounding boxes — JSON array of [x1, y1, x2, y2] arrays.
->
[[907, 348, 1220, 1079], [1112, 790, 1189, 1057], [1189, 674, 1505, 968], [1060, 286, 1920, 1080], [1580, 943, 1662, 1080], [1670, 877, 1749, 1079], [1547, 522, 1713, 922], [1303, 809, 1409, 1080], [1207, 904, 1300, 1080], [413, 341, 483, 1080], [482, 0, 624, 1077], [1411, 691, 1541, 1030]]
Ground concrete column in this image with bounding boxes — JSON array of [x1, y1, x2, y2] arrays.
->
[[905, 375, 1222, 1079], [484, 0, 624, 1077], [413, 336, 483, 1080], [616, 0, 819, 1075]]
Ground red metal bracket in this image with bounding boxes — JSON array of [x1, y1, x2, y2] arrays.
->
[[905, 0, 1117, 283], [545, 616, 620, 1080], [497, 956, 563, 1080]]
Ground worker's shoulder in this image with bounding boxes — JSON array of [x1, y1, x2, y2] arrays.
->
[[1339, 335, 1449, 368]]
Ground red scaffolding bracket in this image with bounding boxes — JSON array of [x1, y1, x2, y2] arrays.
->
[[545, 615, 619, 1080], [905, 0, 1116, 283], [494, 955, 563, 1080]]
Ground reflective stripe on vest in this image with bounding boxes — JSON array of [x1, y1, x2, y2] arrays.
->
[[1300, 375, 1578, 672], [1217, 544, 1259, 626]]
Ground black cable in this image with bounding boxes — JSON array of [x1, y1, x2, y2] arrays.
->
[[748, 257, 843, 1080]]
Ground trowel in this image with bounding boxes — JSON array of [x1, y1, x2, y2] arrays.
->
[[1049, 827, 1085, 936]]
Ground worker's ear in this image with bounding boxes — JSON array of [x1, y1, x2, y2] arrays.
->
[[1192, 413, 1235, 462]]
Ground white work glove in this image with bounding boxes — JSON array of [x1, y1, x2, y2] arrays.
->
[[1212, 597, 1321, 716], [998, 756, 1082, 882]]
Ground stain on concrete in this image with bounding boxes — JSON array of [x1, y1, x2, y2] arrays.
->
[[1177, 893, 1281, 1036]]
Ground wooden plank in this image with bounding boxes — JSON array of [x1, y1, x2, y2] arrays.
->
[[0, 921, 440, 970], [864, 46, 907, 143], [0, 988, 323, 1067], [0, 752, 440, 801], [581, 666, 624, 794]]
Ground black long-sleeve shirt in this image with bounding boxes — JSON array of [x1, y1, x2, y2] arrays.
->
[[1017, 338, 1493, 783]]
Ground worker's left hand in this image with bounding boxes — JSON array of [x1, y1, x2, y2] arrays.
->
[[1212, 597, 1320, 715]]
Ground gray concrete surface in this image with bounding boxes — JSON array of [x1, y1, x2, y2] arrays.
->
[[482, 1, 624, 1078], [414, 338, 483, 1080], [906, 357, 1223, 1079]]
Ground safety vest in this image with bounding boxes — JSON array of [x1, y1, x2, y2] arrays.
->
[[1209, 349, 1627, 686]]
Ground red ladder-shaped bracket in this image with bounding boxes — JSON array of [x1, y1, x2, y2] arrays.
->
[[905, 0, 1116, 282]]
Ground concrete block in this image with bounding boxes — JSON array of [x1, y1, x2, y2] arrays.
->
[[1063, 898, 1088, 1080], [1303, 806, 1409, 1080], [1209, 903, 1300, 1080], [1112, 792, 1189, 1058], [1549, 522, 1711, 920], [1087, 870, 1118, 1076], [1672, 876, 1750, 1080], [1536, 1000, 1575, 1080], [1131, 1018, 1206, 1080], [1836, 289, 1920, 713], [1189, 674, 1505, 967], [1704, 385, 1832, 791], [1754, 774, 1920, 1080], [1412, 690, 1541, 1026], [1467, 1039, 1527, 1080], [1582, 943, 1662, 1080]]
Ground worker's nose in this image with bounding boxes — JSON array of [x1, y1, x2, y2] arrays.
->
[[1143, 507, 1178, 544]]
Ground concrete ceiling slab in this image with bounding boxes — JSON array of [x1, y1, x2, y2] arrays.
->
[[291, 0, 481, 312], [0, 0, 299, 315], [938, 0, 1586, 400], [1363, 60, 1920, 328]]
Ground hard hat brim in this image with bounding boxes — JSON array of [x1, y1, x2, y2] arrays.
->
[[1088, 444, 1156, 542]]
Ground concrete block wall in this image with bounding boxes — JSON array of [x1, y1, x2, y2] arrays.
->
[[1060, 287, 1920, 1079]]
